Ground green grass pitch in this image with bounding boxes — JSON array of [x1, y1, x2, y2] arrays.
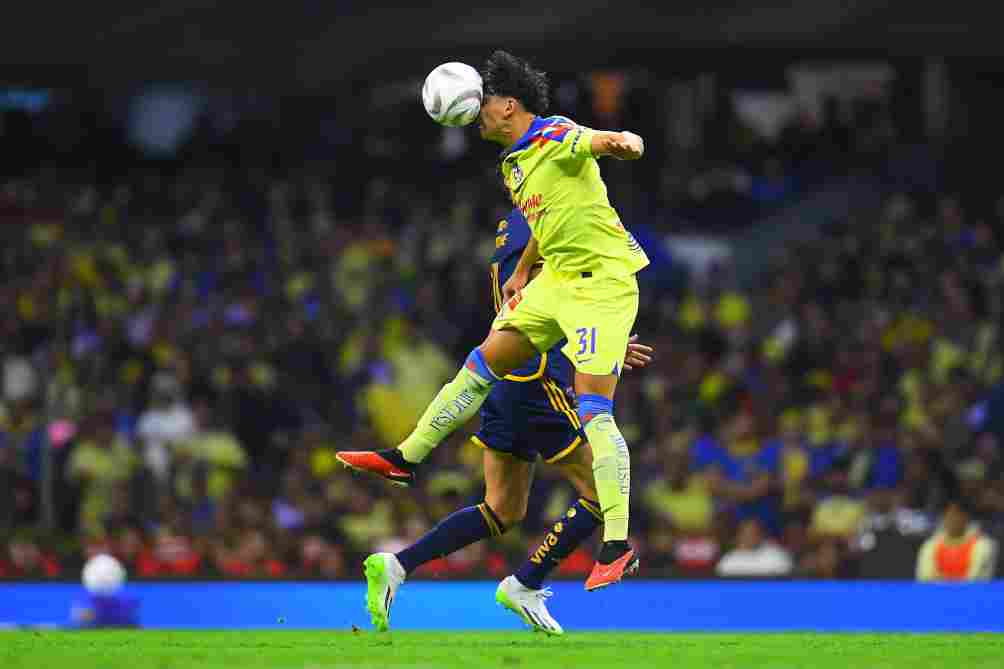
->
[[3, 630, 1002, 668]]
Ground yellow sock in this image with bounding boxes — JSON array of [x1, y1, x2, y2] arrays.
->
[[583, 413, 630, 541], [398, 365, 494, 463]]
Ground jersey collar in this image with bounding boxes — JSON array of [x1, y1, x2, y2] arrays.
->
[[502, 115, 548, 160]]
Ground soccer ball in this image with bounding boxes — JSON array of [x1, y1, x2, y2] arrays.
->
[[82, 554, 126, 595], [422, 62, 483, 127]]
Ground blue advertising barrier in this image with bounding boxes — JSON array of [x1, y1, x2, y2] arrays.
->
[[2, 581, 1002, 631]]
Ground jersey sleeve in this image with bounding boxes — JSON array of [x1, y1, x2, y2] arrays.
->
[[534, 120, 595, 162], [563, 124, 596, 160]]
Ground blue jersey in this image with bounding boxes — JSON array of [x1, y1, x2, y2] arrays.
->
[[490, 209, 573, 388], [472, 209, 582, 464], [691, 436, 782, 536]]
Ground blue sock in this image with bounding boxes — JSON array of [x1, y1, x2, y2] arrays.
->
[[577, 394, 614, 425], [465, 347, 501, 383], [514, 498, 603, 590], [396, 503, 505, 574]]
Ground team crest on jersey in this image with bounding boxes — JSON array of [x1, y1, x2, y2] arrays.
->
[[510, 163, 525, 190]]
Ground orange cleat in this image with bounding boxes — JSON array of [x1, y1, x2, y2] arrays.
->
[[584, 547, 639, 591], [335, 449, 417, 487]]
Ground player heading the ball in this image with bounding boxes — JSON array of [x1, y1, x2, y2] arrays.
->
[[339, 50, 648, 591]]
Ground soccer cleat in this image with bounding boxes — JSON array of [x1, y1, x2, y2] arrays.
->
[[496, 576, 564, 636], [363, 553, 406, 632], [336, 449, 417, 487], [584, 543, 639, 592]]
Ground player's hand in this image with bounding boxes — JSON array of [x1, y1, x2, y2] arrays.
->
[[502, 269, 529, 303], [609, 131, 644, 160], [623, 334, 653, 371]]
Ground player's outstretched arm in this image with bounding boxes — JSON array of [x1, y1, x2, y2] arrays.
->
[[590, 130, 644, 160], [623, 334, 653, 371]]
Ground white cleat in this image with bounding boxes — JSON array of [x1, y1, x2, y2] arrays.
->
[[363, 552, 406, 632], [495, 575, 564, 636]]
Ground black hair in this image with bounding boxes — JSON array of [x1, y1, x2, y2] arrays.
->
[[481, 50, 550, 116]]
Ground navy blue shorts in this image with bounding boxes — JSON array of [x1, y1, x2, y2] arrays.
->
[[472, 376, 583, 463]]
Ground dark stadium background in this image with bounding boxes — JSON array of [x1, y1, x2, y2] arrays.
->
[[2, 0, 1003, 591]]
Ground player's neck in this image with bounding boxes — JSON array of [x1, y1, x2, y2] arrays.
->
[[505, 113, 537, 147]]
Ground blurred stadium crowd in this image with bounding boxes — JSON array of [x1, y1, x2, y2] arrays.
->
[[1, 81, 1002, 581]]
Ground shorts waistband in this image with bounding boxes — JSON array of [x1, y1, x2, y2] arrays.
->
[[545, 265, 636, 282]]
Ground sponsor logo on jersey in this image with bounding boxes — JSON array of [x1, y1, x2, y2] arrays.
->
[[517, 193, 542, 218]]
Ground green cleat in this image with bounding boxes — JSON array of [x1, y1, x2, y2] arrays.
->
[[363, 553, 406, 632]]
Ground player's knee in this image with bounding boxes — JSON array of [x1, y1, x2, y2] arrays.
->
[[575, 471, 599, 501], [465, 347, 502, 383], [577, 393, 614, 426], [483, 497, 525, 529]]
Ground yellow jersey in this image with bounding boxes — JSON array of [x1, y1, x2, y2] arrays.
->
[[500, 115, 649, 278]]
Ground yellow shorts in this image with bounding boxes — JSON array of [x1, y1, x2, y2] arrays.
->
[[492, 265, 639, 377]]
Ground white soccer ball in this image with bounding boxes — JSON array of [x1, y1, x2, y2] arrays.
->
[[422, 62, 483, 127], [82, 554, 126, 595]]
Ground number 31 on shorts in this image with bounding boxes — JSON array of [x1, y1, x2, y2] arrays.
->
[[576, 327, 597, 356]]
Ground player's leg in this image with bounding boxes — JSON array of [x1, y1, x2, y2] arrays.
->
[[484, 446, 565, 637], [512, 441, 605, 594], [396, 447, 532, 572], [337, 272, 563, 483], [363, 446, 532, 632], [575, 371, 639, 589], [559, 273, 641, 589], [397, 327, 539, 466], [338, 328, 535, 484]]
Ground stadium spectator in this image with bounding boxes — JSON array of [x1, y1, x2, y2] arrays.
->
[[798, 540, 854, 579], [297, 534, 347, 578], [136, 372, 196, 491], [696, 408, 782, 536], [716, 518, 793, 577], [0, 534, 61, 578], [66, 409, 137, 537], [915, 500, 998, 582], [0, 394, 45, 530], [137, 519, 203, 577], [642, 443, 718, 573], [808, 456, 867, 543], [216, 529, 286, 578], [172, 399, 247, 514], [114, 525, 150, 575]]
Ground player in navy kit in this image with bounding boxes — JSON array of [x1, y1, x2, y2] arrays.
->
[[350, 209, 652, 634], [476, 209, 588, 470]]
